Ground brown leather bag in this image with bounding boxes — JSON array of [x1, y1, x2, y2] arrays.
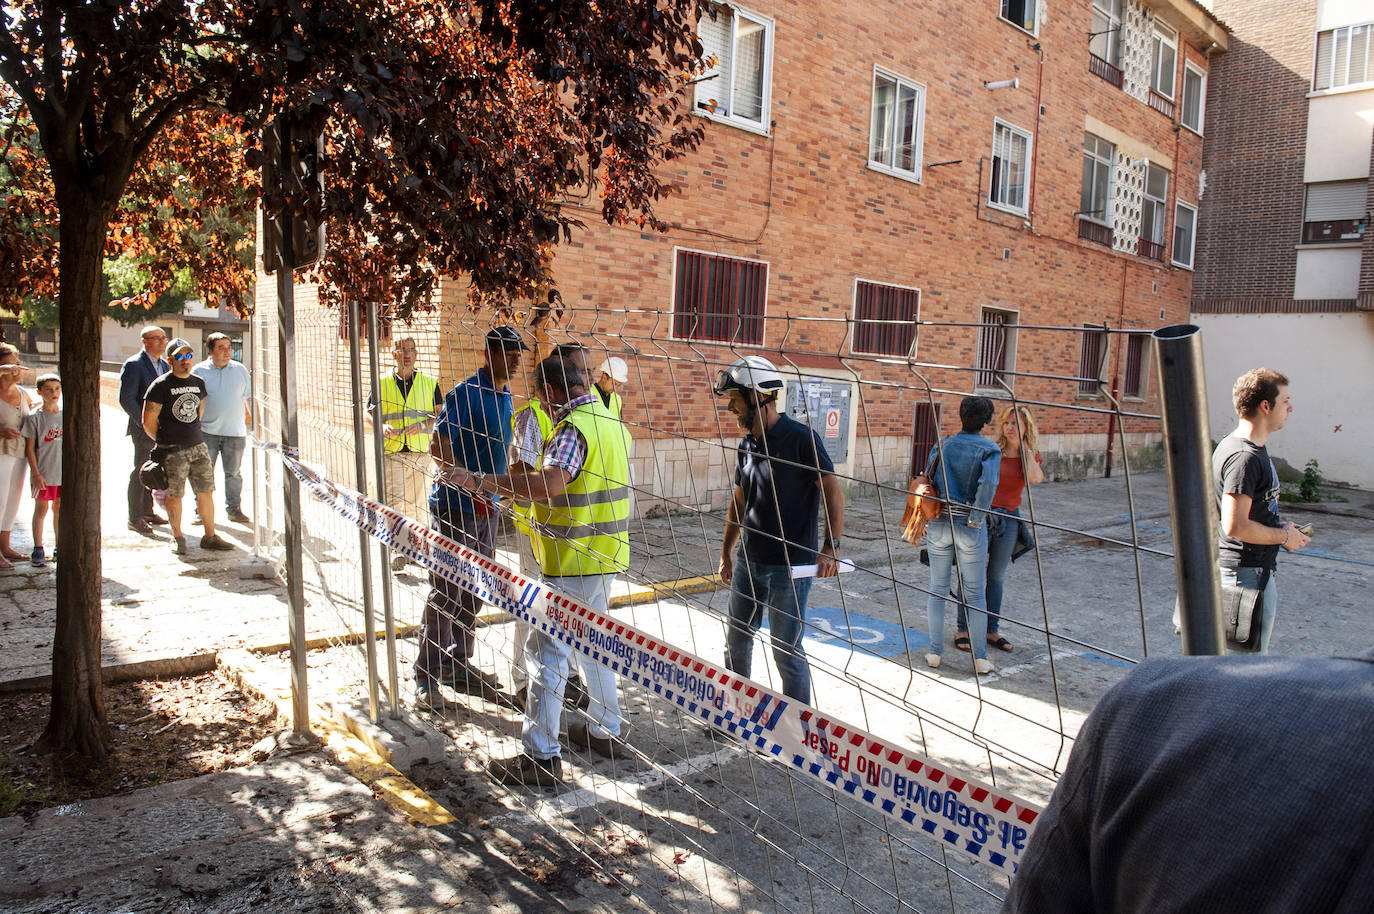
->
[[900, 475, 942, 544]]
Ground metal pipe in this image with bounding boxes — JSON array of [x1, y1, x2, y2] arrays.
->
[[274, 120, 311, 732], [347, 300, 381, 724], [366, 305, 402, 718], [1152, 324, 1223, 655]]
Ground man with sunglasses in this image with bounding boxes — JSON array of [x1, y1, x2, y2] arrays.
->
[[141, 338, 234, 555]]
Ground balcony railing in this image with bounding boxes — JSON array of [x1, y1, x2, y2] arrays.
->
[[1148, 89, 1175, 119], [1137, 237, 1166, 262], [1089, 54, 1124, 88], [1078, 217, 1114, 247]]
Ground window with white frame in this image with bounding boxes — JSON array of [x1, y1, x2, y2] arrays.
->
[[869, 69, 926, 179], [1141, 163, 1169, 247], [1172, 201, 1197, 268], [852, 280, 920, 356], [1122, 332, 1151, 400], [1150, 21, 1178, 98], [1077, 324, 1109, 397], [1181, 63, 1206, 133], [695, 5, 773, 131], [1314, 22, 1372, 90], [976, 307, 1018, 390], [673, 249, 767, 344], [1000, 0, 1037, 33], [1090, 0, 1123, 67], [1080, 133, 1115, 224], [989, 120, 1032, 214]]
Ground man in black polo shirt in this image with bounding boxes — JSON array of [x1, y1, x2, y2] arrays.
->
[[142, 338, 234, 556], [715, 356, 845, 704]]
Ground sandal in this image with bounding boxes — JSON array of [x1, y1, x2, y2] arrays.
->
[[988, 635, 1014, 652], [953, 634, 972, 653]]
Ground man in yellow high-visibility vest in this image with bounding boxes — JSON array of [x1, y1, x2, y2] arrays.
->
[[370, 337, 441, 560], [443, 354, 630, 787], [508, 342, 592, 712]]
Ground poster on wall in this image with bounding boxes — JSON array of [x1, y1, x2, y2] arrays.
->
[[784, 377, 853, 466]]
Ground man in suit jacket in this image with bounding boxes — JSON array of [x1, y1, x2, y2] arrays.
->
[[119, 325, 169, 534]]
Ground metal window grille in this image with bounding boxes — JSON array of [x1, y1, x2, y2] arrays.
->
[[1123, 332, 1148, 398], [853, 281, 919, 356], [673, 249, 767, 344], [976, 308, 1014, 388], [1078, 325, 1108, 396], [909, 401, 942, 476]]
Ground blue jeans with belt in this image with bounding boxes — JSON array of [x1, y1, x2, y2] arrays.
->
[[725, 553, 814, 704]]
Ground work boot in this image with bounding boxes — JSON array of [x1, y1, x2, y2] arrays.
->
[[488, 753, 562, 788], [567, 721, 630, 760], [441, 662, 504, 700]]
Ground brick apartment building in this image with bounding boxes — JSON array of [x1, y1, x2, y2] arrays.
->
[[260, 0, 1229, 510], [1192, 0, 1374, 488]]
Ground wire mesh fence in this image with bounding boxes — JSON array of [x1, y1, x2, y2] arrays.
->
[[250, 291, 1182, 912]]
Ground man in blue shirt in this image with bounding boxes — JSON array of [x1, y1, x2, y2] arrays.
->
[[191, 333, 252, 525], [416, 326, 528, 711]]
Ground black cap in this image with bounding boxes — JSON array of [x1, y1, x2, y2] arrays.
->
[[485, 326, 530, 351]]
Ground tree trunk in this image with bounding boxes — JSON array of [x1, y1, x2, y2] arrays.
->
[[35, 192, 112, 760]]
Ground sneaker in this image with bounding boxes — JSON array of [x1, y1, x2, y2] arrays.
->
[[974, 658, 996, 676], [30, 547, 45, 568], [128, 518, 154, 536], [414, 685, 452, 713], [226, 509, 251, 524], [567, 721, 630, 760], [200, 534, 234, 551], [488, 753, 562, 788], [172, 536, 187, 556], [440, 662, 504, 700], [144, 514, 168, 526], [925, 653, 941, 669]]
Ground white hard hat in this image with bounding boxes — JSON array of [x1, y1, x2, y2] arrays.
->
[[713, 355, 784, 397], [598, 356, 629, 384]]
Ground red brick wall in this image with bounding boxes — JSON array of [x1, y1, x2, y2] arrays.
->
[[1193, 0, 1317, 300], [542, 0, 1210, 450]]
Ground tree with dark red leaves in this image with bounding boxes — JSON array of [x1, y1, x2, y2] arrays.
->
[[1, 0, 708, 760]]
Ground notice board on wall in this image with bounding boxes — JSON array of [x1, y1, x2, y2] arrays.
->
[[784, 377, 853, 466]]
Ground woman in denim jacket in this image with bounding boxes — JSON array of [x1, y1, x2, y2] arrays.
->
[[922, 397, 1001, 674]]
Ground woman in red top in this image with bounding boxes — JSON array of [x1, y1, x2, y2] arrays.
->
[[956, 405, 1043, 652]]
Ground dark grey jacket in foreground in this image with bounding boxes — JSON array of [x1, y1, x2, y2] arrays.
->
[[1002, 653, 1374, 914]]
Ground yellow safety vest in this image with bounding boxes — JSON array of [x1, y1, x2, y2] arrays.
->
[[604, 389, 623, 421], [509, 398, 554, 536], [378, 372, 439, 454], [530, 399, 631, 576]]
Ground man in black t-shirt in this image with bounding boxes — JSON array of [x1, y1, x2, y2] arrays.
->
[[714, 356, 845, 704], [142, 338, 233, 556], [1211, 367, 1310, 653]]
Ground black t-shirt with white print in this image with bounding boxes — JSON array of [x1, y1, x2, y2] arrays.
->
[[1213, 433, 1282, 570], [144, 372, 206, 448]]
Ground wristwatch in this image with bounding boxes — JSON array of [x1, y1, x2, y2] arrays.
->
[[825, 537, 841, 550]]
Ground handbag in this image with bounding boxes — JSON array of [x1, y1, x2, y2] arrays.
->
[[1222, 567, 1271, 653], [901, 452, 943, 545], [139, 444, 172, 492], [1010, 517, 1036, 562]]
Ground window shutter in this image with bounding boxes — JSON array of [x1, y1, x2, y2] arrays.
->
[[732, 16, 766, 122], [1305, 181, 1368, 221], [1314, 30, 1334, 89]]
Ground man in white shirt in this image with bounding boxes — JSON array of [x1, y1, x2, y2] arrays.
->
[[191, 333, 252, 524]]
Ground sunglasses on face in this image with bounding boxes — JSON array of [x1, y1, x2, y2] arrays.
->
[[172, 352, 194, 362]]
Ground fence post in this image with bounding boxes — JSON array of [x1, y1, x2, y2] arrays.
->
[[366, 305, 402, 717], [348, 300, 382, 723], [1152, 324, 1224, 655]]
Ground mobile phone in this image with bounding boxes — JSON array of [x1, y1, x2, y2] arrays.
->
[[1297, 523, 1314, 536]]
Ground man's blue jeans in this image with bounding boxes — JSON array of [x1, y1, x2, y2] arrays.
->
[[1222, 566, 1278, 655], [927, 515, 990, 660], [957, 508, 1019, 636], [201, 433, 245, 513], [726, 553, 814, 704]]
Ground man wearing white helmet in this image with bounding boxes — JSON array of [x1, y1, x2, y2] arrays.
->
[[715, 355, 845, 704], [594, 356, 628, 420]]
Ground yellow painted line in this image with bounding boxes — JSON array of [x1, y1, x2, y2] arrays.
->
[[610, 574, 721, 608], [218, 649, 457, 828]]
